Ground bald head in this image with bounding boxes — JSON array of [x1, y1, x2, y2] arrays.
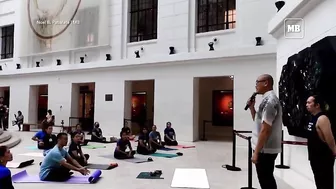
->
[[260, 74, 274, 88]]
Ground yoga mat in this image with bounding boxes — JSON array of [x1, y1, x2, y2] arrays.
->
[[124, 157, 153, 163], [175, 145, 195, 149], [159, 147, 177, 151], [7, 159, 34, 168], [82, 144, 106, 149], [12, 170, 102, 184], [150, 152, 178, 158], [171, 168, 209, 188], [25, 146, 38, 150], [18, 152, 44, 157], [86, 163, 118, 170], [136, 172, 163, 179]]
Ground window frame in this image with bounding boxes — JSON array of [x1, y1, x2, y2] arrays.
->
[[0, 25, 14, 60]]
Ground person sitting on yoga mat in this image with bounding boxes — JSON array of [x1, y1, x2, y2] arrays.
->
[[164, 122, 178, 146], [149, 125, 165, 150], [122, 123, 136, 140], [0, 146, 14, 189], [40, 133, 90, 182], [73, 124, 89, 146], [91, 122, 107, 142], [32, 123, 56, 150], [137, 127, 156, 155], [114, 130, 136, 159], [68, 131, 90, 166]]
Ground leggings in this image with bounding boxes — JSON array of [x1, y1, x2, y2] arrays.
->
[[164, 136, 178, 146], [44, 166, 72, 182], [114, 150, 136, 159], [150, 141, 165, 150], [137, 146, 156, 155]]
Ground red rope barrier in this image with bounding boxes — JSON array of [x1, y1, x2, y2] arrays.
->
[[282, 141, 307, 146], [234, 132, 250, 140]]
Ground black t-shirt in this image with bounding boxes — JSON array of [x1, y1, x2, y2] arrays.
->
[[0, 105, 6, 117], [307, 112, 333, 160], [42, 134, 57, 150], [138, 134, 149, 146], [91, 128, 102, 141], [116, 139, 131, 152], [68, 141, 82, 159]]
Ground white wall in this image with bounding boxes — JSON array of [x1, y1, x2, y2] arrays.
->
[[0, 0, 277, 72], [1, 55, 275, 142], [269, 0, 336, 185]]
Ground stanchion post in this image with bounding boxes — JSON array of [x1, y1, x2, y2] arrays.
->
[[275, 130, 290, 169], [200, 120, 207, 141], [241, 137, 256, 189], [223, 129, 242, 171]]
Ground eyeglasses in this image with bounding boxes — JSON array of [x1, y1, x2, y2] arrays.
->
[[256, 80, 267, 84]]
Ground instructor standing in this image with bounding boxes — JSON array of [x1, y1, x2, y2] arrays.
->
[[246, 74, 282, 189]]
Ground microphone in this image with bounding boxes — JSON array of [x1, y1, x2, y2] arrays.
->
[[244, 92, 257, 110]]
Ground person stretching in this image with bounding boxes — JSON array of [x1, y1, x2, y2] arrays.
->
[[39, 133, 90, 182], [68, 131, 90, 166], [32, 123, 56, 151], [114, 130, 136, 159], [149, 125, 165, 150], [137, 127, 156, 155], [91, 122, 107, 142], [164, 122, 178, 146], [0, 146, 14, 189]]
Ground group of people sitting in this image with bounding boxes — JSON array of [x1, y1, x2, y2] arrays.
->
[[114, 121, 178, 159]]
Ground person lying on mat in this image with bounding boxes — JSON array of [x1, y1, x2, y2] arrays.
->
[[137, 127, 156, 155], [73, 124, 89, 146], [149, 125, 165, 150], [68, 131, 90, 166], [0, 146, 14, 189], [164, 122, 178, 146], [114, 130, 136, 159], [40, 133, 90, 182], [122, 124, 136, 141], [91, 122, 107, 142]]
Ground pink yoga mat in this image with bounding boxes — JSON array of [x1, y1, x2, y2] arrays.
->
[[12, 170, 102, 184], [175, 145, 195, 149]]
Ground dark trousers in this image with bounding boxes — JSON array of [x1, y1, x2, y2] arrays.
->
[[114, 150, 136, 159], [44, 166, 71, 182], [310, 156, 335, 189], [75, 154, 90, 166], [255, 153, 278, 189], [164, 136, 178, 146], [137, 146, 156, 155], [150, 141, 165, 150]]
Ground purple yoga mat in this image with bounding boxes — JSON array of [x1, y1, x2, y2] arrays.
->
[[12, 170, 102, 184]]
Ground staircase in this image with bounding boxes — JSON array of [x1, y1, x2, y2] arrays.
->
[[0, 129, 21, 148]]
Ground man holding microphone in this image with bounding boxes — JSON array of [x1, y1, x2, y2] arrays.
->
[[246, 74, 282, 189]]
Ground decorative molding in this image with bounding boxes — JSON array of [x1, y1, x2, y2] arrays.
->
[[268, 0, 325, 39], [0, 45, 276, 77], [0, 11, 14, 18]]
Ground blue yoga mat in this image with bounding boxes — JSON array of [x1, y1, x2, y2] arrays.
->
[[150, 153, 178, 158], [25, 146, 38, 150]]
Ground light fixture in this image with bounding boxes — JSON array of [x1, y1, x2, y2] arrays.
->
[[106, 54, 111, 61], [229, 75, 234, 79], [275, 1, 285, 12], [56, 59, 61, 66], [169, 46, 175, 55], [135, 50, 140, 58], [208, 42, 214, 51]]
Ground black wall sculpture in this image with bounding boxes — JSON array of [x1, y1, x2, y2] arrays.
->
[[279, 36, 336, 138]]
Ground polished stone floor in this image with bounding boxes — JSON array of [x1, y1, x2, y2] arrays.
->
[[6, 131, 316, 189]]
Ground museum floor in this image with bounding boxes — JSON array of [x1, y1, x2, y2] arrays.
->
[[7, 131, 315, 189]]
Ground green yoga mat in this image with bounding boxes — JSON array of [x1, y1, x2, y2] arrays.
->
[[25, 146, 38, 150], [82, 144, 106, 149], [150, 153, 178, 158], [136, 172, 163, 179]]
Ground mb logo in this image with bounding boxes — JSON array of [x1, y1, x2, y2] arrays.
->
[[284, 18, 304, 39]]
